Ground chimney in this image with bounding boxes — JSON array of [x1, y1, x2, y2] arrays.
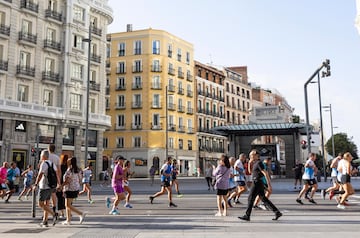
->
[[126, 24, 132, 32]]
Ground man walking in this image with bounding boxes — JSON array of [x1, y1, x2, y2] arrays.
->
[[33, 150, 58, 227], [238, 149, 282, 221]]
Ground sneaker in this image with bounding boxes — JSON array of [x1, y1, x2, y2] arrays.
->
[[337, 204, 346, 209], [39, 221, 49, 227], [106, 197, 111, 208], [329, 191, 335, 200], [124, 203, 133, 208], [253, 205, 260, 209], [17, 197, 22, 201], [304, 194, 310, 200], [88, 200, 94, 204], [169, 202, 177, 207], [111, 209, 120, 215], [62, 221, 71, 225], [308, 198, 317, 204], [79, 213, 86, 224], [227, 198, 233, 208], [296, 198, 304, 205], [53, 212, 58, 226], [25, 195, 28, 200], [177, 193, 183, 198], [258, 204, 267, 211], [238, 215, 250, 221], [321, 190, 326, 200], [272, 212, 283, 221], [149, 196, 154, 204], [235, 200, 241, 204], [215, 212, 222, 217]]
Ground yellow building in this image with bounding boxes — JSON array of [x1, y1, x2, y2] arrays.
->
[[105, 26, 197, 177]]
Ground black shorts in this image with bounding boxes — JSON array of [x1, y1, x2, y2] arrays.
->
[[303, 178, 317, 185], [216, 189, 228, 196], [340, 174, 351, 184], [295, 174, 302, 180], [161, 181, 171, 187], [7, 181, 14, 190], [64, 190, 79, 199]]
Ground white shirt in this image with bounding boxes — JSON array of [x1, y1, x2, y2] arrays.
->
[[38, 160, 57, 189]]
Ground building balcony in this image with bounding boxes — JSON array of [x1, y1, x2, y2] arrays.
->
[[132, 101, 142, 109], [18, 31, 37, 45], [178, 88, 184, 95], [115, 123, 126, 130], [91, 54, 101, 63], [168, 103, 176, 111], [0, 24, 10, 37], [116, 68, 126, 74], [43, 39, 61, 52], [20, 0, 39, 14], [151, 65, 162, 72], [186, 74, 193, 82], [91, 26, 102, 36], [42, 71, 60, 83], [186, 90, 193, 97], [115, 103, 126, 109], [178, 71, 184, 79], [168, 85, 175, 92], [132, 83, 142, 89], [115, 84, 126, 90], [186, 108, 193, 114], [178, 125, 185, 133], [151, 123, 162, 130], [89, 81, 100, 91], [151, 102, 162, 109], [131, 123, 142, 130], [187, 127, 194, 134], [132, 66, 142, 73], [168, 68, 175, 76], [45, 9, 62, 22], [168, 124, 176, 131], [151, 83, 162, 89], [0, 60, 8, 72], [16, 65, 35, 77], [177, 105, 185, 113]]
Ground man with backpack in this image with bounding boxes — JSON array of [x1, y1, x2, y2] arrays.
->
[[33, 150, 58, 227], [48, 144, 61, 214]]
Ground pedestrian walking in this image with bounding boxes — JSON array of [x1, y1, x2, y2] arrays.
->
[[33, 150, 58, 227], [149, 165, 156, 186], [61, 156, 86, 225], [213, 154, 231, 216], [204, 163, 214, 191], [149, 156, 177, 207], [238, 149, 282, 221], [48, 144, 61, 214], [56, 154, 68, 219], [292, 160, 304, 190]]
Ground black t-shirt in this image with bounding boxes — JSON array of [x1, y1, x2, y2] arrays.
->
[[293, 163, 303, 176], [252, 160, 265, 181]]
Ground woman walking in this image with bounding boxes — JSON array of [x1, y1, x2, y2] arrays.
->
[[213, 154, 231, 216], [57, 154, 68, 219], [62, 157, 86, 225]]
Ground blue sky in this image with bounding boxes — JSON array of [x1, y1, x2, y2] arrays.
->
[[107, 0, 360, 152]]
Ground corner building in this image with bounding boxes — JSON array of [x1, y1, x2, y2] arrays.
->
[[105, 28, 197, 177], [0, 0, 113, 177]]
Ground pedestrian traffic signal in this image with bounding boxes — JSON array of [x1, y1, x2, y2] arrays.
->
[[301, 140, 307, 150]]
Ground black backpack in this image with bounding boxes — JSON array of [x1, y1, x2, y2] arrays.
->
[[45, 161, 57, 189]]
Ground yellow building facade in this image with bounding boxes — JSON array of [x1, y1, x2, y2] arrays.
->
[[105, 28, 197, 177]]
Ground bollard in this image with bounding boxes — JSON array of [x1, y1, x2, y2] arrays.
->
[[32, 187, 36, 218]]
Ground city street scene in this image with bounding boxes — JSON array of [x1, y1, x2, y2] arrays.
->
[[1, 0, 360, 238]]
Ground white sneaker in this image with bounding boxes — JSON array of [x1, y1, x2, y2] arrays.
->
[[215, 212, 222, 217], [337, 204, 346, 209], [258, 204, 267, 211], [79, 213, 86, 224], [62, 221, 71, 225]]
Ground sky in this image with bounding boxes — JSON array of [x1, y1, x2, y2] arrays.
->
[[107, 0, 360, 153]]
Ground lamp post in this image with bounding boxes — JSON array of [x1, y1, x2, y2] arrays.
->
[[323, 104, 335, 158], [165, 85, 169, 159], [82, 22, 92, 165]]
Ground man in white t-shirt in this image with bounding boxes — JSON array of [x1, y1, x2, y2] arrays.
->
[[34, 150, 58, 227], [228, 153, 247, 205], [48, 144, 61, 213]]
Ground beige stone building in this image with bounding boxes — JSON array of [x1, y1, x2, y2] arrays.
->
[[0, 0, 112, 177]]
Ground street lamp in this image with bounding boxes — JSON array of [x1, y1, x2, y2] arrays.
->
[[82, 22, 92, 165], [323, 104, 335, 158], [165, 85, 169, 159]]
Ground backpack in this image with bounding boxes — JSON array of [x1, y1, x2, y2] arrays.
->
[[45, 161, 57, 189]]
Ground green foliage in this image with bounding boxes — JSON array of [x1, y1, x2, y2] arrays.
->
[[325, 133, 358, 159], [292, 115, 300, 123]]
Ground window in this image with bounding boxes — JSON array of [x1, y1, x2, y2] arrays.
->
[[73, 5, 84, 22], [169, 137, 174, 149], [48, 0, 57, 11], [118, 42, 125, 56], [152, 40, 160, 54], [134, 137, 141, 147], [153, 94, 160, 108], [117, 77, 125, 89], [46, 28, 55, 41], [134, 76, 141, 88], [117, 115, 125, 127], [134, 114, 141, 126], [38, 124, 55, 144], [71, 63, 83, 80], [152, 76, 160, 89], [73, 35, 83, 50], [45, 58, 55, 72], [179, 139, 183, 150], [134, 40, 141, 55], [152, 59, 160, 72], [70, 93, 81, 110], [134, 60, 142, 72], [117, 137, 124, 148], [90, 70, 96, 82], [117, 62, 125, 73], [17, 85, 28, 102], [21, 19, 32, 34], [62, 127, 75, 146], [167, 44, 172, 57], [103, 138, 108, 148], [134, 94, 141, 106], [19, 51, 30, 67], [186, 52, 190, 64], [43, 89, 53, 106], [188, 140, 192, 150], [153, 114, 160, 126], [177, 48, 181, 61], [117, 95, 125, 108], [90, 98, 95, 113]]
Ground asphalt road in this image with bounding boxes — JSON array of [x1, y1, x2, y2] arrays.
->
[[1, 177, 360, 238]]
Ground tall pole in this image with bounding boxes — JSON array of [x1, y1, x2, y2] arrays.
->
[[329, 104, 335, 158], [165, 86, 168, 159], [84, 22, 92, 165], [317, 73, 327, 182]]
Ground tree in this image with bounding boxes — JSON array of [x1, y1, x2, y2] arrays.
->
[[292, 115, 300, 123], [325, 133, 358, 159]]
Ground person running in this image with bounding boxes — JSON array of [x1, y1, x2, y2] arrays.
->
[[4, 162, 16, 203], [213, 154, 231, 216], [0, 162, 8, 199], [149, 156, 177, 207], [123, 160, 134, 208], [254, 157, 272, 210], [321, 154, 343, 200], [33, 150, 58, 227], [18, 165, 34, 201], [336, 152, 355, 209], [292, 160, 304, 190], [61, 156, 86, 225], [79, 162, 94, 204], [108, 156, 127, 215], [205, 163, 214, 191], [296, 153, 318, 205], [13, 163, 21, 194], [226, 157, 237, 208], [228, 153, 247, 205], [238, 149, 282, 222], [244, 157, 253, 189], [170, 159, 182, 197]]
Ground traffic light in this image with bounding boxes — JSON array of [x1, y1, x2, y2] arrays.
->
[[31, 147, 35, 156], [301, 140, 307, 150], [322, 59, 331, 77]]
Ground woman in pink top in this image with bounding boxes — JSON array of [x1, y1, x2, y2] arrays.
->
[[109, 156, 126, 215], [0, 162, 8, 198]]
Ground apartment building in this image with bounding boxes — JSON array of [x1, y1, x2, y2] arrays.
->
[[0, 0, 112, 176], [223, 66, 252, 125], [195, 61, 227, 171], [105, 27, 197, 177]]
